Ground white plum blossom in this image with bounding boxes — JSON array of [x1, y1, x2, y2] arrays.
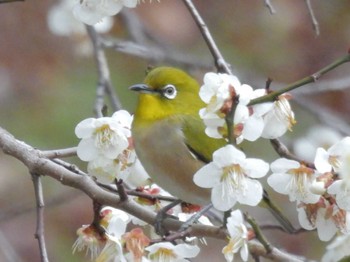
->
[[193, 145, 269, 211], [73, 0, 138, 25], [75, 110, 132, 161], [327, 152, 350, 211], [47, 0, 113, 36], [293, 126, 342, 162], [260, 93, 296, 139], [96, 208, 131, 262], [314, 137, 350, 173], [268, 158, 322, 204], [199, 72, 242, 113], [199, 72, 268, 144], [72, 207, 130, 260], [322, 233, 350, 262], [145, 242, 200, 262], [72, 224, 105, 260], [297, 199, 350, 241], [222, 210, 249, 262], [199, 109, 226, 139]]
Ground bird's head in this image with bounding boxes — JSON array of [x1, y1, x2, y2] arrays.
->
[[130, 67, 204, 122]]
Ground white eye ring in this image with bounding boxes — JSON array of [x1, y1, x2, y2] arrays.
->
[[162, 84, 177, 99]]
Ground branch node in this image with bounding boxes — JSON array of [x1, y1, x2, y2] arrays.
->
[[116, 179, 128, 202]]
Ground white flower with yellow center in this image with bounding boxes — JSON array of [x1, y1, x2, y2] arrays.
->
[[73, 0, 138, 25], [314, 137, 350, 173], [222, 210, 249, 262], [75, 110, 132, 161], [261, 94, 296, 139], [193, 145, 269, 211], [268, 158, 322, 204], [146, 242, 200, 262]]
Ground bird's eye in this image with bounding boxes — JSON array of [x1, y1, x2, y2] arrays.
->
[[162, 84, 177, 99]]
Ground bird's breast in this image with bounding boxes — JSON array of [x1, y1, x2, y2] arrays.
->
[[132, 119, 211, 205]]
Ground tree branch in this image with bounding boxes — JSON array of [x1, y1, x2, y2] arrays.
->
[[182, 0, 232, 74], [31, 173, 49, 262], [249, 52, 350, 105], [0, 126, 304, 261], [305, 0, 320, 36], [86, 25, 122, 116]]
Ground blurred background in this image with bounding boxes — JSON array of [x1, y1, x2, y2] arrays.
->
[[0, 0, 349, 261]]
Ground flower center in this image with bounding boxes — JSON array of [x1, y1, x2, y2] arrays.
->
[[221, 164, 245, 197], [288, 165, 314, 198], [95, 124, 115, 148], [151, 248, 177, 262], [275, 96, 296, 130]]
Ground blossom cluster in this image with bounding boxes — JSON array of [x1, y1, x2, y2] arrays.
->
[[199, 72, 296, 144], [73, 0, 138, 25], [196, 72, 350, 260], [267, 137, 350, 242], [73, 206, 201, 262], [75, 110, 149, 186]]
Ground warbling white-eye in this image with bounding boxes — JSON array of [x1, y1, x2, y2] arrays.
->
[[130, 67, 294, 232]]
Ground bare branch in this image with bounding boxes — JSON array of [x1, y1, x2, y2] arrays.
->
[[295, 96, 350, 135], [0, 0, 24, 3], [86, 25, 122, 115], [31, 173, 49, 262], [250, 52, 350, 105], [41, 147, 77, 159], [0, 126, 305, 261], [182, 0, 232, 74], [263, 0, 276, 14], [305, 0, 320, 36], [270, 139, 315, 168], [102, 38, 212, 70]]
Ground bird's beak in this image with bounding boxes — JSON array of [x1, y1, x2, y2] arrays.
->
[[129, 84, 156, 94]]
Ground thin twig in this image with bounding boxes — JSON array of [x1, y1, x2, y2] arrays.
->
[[270, 139, 315, 168], [92, 200, 105, 236], [263, 0, 276, 14], [102, 38, 212, 70], [305, 0, 320, 36], [0, 0, 24, 3], [41, 147, 77, 159], [245, 213, 272, 254], [0, 126, 308, 261], [116, 179, 128, 202], [86, 25, 122, 116], [182, 0, 232, 74], [31, 173, 49, 262], [249, 52, 350, 105], [295, 96, 350, 135]]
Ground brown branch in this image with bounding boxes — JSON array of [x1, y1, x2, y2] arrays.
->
[[182, 0, 232, 74], [101, 38, 212, 70], [85, 25, 122, 116], [270, 139, 315, 168], [0, 126, 305, 261], [305, 0, 320, 36], [41, 147, 77, 159], [249, 52, 350, 105], [263, 0, 276, 14], [31, 173, 49, 262], [0, 0, 24, 3]]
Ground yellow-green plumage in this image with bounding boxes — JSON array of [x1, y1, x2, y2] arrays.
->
[[131, 67, 226, 204]]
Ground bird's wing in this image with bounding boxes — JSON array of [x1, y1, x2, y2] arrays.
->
[[181, 115, 227, 163]]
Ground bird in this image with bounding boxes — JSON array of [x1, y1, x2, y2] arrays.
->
[[130, 66, 227, 206], [130, 66, 294, 232]]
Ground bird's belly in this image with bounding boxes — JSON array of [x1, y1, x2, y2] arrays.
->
[[133, 121, 211, 205]]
